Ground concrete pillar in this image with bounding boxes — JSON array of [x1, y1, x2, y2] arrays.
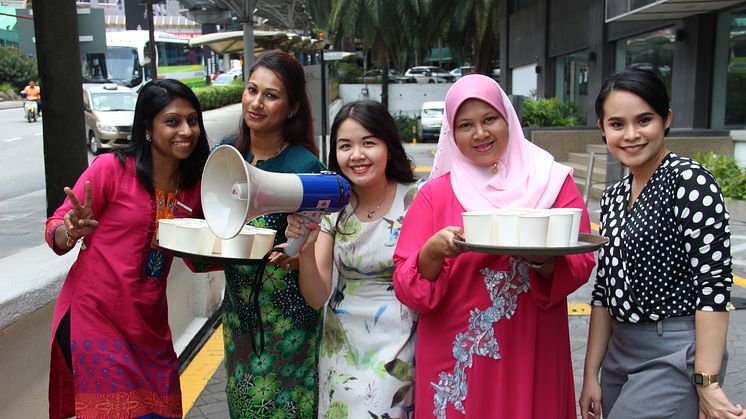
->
[[670, 14, 717, 129]]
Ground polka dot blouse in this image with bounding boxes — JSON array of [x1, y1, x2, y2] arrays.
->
[[591, 153, 733, 323]]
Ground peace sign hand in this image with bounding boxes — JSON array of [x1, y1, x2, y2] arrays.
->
[[63, 180, 99, 243]]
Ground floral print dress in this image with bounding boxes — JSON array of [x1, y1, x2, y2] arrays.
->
[[318, 182, 419, 419]]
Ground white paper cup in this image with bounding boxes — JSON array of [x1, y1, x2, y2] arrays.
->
[[462, 211, 494, 245], [158, 218, 215, 255], [564, 208, 583, 244], [492, 210, 520, 246], [518, 214, 549, 247], [249, 227, 277, 259], [221, 229, 256, 258], [546, 211, 574, 247]]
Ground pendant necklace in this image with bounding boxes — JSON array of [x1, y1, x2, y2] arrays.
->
[[491, 162, 498, 174], [359, 183, 390, 219]]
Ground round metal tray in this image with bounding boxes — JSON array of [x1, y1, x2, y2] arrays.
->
[[454, 233, 609, 256], [157, 244, 268, 265]]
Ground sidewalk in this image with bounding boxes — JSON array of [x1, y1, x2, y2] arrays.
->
[[182, 198, 746, 418], [0, 100, 22, 110]]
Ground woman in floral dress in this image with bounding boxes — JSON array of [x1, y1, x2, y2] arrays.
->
[[287, 100, 419, 419]]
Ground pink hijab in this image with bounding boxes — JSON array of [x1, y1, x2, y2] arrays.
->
[[430, 74, 571, 211]]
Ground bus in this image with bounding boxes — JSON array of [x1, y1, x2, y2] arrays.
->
[[83, 31, 206, 91]]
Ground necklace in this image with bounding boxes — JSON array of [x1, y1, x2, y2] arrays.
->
[[358, 183, 390, 219], [254, 142, 287, 166]]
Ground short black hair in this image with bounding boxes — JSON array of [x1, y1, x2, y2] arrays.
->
[[116, 78, 210, 193], [595, 67, 671, 136]]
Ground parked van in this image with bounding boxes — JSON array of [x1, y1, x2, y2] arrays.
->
[[418, 101, 445, 142]]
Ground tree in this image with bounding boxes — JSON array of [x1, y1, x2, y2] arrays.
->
[[326, 0, 420, 109], [0, 47, 38, 90], [429, 0, 501, 74]]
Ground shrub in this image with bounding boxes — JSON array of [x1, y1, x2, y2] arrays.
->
[[331, 62, 363, 84], [193, 83, 244, 111], [694, 152, 746, 201], [394, 113, 418, 143], [0, 47, 38, 90], [521, 97, 585, 127]]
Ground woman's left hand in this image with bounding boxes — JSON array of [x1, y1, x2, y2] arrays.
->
[[697, 385, 746, 419], [267, 247, 299, 271]]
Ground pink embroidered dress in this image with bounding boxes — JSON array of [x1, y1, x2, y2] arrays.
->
[[393, 75, 595, 418], [45, 153, 202, 419], [393, 175, 594, 418]]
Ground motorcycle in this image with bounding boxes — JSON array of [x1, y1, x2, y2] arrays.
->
[[23, 99, 38, 123], [19, 91, 38, 123]]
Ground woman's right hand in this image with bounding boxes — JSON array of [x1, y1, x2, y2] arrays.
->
[[421, 226, 464, 261], [285, 213, 320, 254], [579, 378, 603, 419], [63, 181, 99, 241]]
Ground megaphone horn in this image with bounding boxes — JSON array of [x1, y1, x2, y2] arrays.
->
[[201, 145, 351, 256]]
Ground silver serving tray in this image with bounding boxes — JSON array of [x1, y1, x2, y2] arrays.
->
[[454, 233, 609, 256]]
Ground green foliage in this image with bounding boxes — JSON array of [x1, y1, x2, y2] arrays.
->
[[331, 62, 362, 84], [394, 113, 418, 143], [694, 152, 746, 201], [521, 97, 585, 127], [193, 83, 243, 111], [0, 47, 38, 90], [0, 82, 15, 93]]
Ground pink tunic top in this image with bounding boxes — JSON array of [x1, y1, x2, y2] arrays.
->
[[393, 174, 594, 418], [45, 154, 202, 419]]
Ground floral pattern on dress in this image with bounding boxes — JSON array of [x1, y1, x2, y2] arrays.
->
[[318, 183, 418, 419], [431, 258, 530, 419]]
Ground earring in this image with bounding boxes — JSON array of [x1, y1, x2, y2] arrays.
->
[[288, 112, 296, 119], [146, 133, 152, 142], [491, 162, 498, 174], [601, 135, 606, 144]]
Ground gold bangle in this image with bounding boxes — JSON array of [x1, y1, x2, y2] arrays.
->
[[64, 228, 80, 247]]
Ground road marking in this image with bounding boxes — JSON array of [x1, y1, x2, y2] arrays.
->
[[179, 324, 224, 415], [4, 137, 22, 142], [735, 275, 746, 289], [591, 222, 599, 232], [34, 132, 43, 136], [415, 166, 432, 172]]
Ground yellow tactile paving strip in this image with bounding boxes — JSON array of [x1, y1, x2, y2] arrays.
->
[[180, 324, 225, 417]]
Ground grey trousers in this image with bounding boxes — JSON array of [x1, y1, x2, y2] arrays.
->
[[601, 315, 728, 419]]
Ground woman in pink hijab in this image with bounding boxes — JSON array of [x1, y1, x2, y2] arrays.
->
[[393, 74, 595, 418]]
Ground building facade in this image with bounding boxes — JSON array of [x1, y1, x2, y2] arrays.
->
[[499, 0, 746, 130]]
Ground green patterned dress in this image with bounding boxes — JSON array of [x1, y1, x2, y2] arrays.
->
[[318, 182, 419, 419], [221, 144, 324, 418]]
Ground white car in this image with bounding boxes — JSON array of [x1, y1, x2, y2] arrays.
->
[[405, 66, 452, 83], [450, 66, 476, 79], [418, 101, 445, 142]]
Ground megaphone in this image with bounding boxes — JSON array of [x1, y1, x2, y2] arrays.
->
[[201, 145, 351, 257]]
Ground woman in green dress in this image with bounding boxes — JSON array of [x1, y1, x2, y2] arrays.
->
[[220, 50, 324, 418]]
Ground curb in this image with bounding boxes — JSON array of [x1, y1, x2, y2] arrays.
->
[[726, 198, 746, 223], [0, 101, 23, 110]]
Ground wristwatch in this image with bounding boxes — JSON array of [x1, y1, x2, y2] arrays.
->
[[692, 371, 719, 386]]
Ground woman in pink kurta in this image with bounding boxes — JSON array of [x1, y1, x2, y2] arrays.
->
[[393, 75, 595, 418], [45, 79, 209, 419]]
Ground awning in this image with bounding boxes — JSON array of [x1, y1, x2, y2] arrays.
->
[[189, 30, 324, 55], [606, 0, 746, 22]]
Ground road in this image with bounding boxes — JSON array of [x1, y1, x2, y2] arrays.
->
[[0, 103, 439, 259], [0, 103, 243, 258]]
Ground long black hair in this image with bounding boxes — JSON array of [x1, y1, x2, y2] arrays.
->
[[595, 67, 671, 137], [234, 50, 318, 156], [116, 79, 210, 193], [328, 100, 416, 233]]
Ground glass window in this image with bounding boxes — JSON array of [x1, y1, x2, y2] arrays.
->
[[725, 12, 746, 126], [623, 26, 675, 94], [555, 50, 589, 114]]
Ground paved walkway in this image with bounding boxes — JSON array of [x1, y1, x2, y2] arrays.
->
[[181, 199, 746, 418]]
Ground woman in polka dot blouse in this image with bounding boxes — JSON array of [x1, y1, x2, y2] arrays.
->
[[579, 68, 745, 419]]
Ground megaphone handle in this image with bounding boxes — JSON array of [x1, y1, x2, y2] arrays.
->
[[284, 210, 324, 257]]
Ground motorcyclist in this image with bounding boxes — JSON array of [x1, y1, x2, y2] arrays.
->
[[21, 81, 41, 115]]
